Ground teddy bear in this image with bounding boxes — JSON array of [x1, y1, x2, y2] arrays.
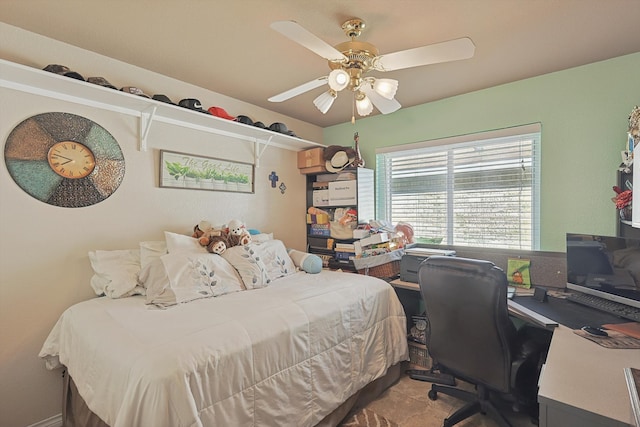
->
[[226, 219, 252, 246], [206, 234, 230, 255], [192, 220, 231, 253]]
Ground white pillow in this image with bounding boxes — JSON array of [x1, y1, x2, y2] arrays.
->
[[251, 232, 274, 243], [221, 244, 271, 289], [222, 240, 295, 289], [164, 231, 207, 254], [88, 249, 142, 298], [143, 252, 245, 308], [258, 239, 297, 280], [139, 240, 167, 268]]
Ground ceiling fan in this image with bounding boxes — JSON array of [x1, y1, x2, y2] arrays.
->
[[268, 18, 475, 122]]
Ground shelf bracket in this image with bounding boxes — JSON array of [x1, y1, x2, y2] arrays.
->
[[139, 105, 158, 151], [254, 136, 273, 168]]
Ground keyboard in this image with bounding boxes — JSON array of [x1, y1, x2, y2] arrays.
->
[[566, 292, 640, 323]]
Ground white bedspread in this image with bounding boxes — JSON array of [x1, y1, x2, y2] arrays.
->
[[40, 271, 408, 427]]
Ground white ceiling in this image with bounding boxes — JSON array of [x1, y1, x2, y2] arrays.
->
[[2, 0, 639, 128]]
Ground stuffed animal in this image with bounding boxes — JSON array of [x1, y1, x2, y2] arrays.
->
[[227, 219, 252, 246], [207, 234, 230, 255], [191, 220, 230, 251], [192, 220, 212, 241]]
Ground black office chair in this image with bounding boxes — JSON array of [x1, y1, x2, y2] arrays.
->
[[414, 256, 550, 427]]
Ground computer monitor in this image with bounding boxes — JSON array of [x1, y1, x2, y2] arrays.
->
[[566, 233, 640, 309]]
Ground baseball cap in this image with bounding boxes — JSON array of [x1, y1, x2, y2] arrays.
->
[[87, 77, 117, 90], [43, 64, 85, 81], [179, 98, 211, 114], [208, 106, 235, 120], [269, 122, 288, 134], [236, 115, 254, 125], [152, 94, 177, 105], [121, 86, 151, 98]]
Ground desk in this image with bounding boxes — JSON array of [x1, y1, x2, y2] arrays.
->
[[389, 279, 640, 427], [538, 325, 640, 427]]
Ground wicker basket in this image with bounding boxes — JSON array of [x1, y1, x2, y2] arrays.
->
[[408, 341, 432, 369], [356, 260, 401, 279]]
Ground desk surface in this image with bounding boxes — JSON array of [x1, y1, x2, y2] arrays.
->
[[389, 279, 640, 427], [539, 325, 640, 427]]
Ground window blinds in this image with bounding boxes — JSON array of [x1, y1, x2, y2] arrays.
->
[[376, 124, 540, 250]]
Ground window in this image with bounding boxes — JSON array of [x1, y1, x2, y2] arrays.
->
[[376, 124, 540, 250]]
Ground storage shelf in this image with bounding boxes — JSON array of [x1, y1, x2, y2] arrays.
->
[[0, 59, 323, 160]]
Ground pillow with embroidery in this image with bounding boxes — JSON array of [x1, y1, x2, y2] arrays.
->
[[143, 252, 244, 307], [221, 244, 271, 289], [258, 239, 297, 281]]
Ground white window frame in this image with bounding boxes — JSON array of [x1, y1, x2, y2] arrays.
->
[[375, 123, 541, 250]]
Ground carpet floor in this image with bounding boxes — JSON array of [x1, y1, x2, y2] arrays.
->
[[340, 408, 398, 427], [341, 371, 537, 427]]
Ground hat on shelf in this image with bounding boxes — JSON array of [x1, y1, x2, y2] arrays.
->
[[121, 86, 151, 98], [269, 122, 288, 134], [152, 94, 177, 105], [236, 115, 254, 125], [324, 145, 356, 173], [207, 106, 235, 120], [42, 64, 85, 81], [179, 98, 211, 114], [87, 77, 117, 89]]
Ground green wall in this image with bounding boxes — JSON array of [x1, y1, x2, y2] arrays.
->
[[323, 53, 640, 252]]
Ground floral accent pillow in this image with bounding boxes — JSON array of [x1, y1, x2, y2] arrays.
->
[[143, 252, 244, 307], [221, 244, 271, 289], [259, 239, 297, 281], [222, 240, 296, 289]]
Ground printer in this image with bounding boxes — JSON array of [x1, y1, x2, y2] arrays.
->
[[400, 247, 456, 283]]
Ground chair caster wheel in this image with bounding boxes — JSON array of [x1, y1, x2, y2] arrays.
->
[[428, 389, 438, 400]]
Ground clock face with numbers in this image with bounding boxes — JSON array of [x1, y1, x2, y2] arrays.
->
[[47, 141, 97, 179], [4, 112, 125, 208]]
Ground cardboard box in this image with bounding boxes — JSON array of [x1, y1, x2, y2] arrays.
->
[[306, 213, 329, 224], [312, 190, 329, 206], [353, 229, 370, 239], [360, 232, 389, 247], [309, 224, 330, 236], [297, 147, 325, 169], [298, 165, 327, 175], [328, 180, 357, 205]]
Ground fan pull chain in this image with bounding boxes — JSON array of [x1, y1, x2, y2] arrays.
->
[[351, 94, 356, 124]]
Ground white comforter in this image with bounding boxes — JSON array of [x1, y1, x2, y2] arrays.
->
[[40, 271, 408, 427]]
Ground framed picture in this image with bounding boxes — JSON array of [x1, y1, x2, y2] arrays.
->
[[160, 150, 254, 193], [507, 258, 531, 288]]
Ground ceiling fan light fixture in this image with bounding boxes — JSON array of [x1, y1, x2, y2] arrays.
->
[[373, 78, 398, 100], [355, 92, 373, 116], [328, 69, 350, 91], [313, 90, 337, 114]]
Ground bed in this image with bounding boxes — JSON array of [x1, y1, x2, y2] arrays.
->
[[39, 234, 409, 427]]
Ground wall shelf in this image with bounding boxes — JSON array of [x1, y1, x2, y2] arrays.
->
[[0, 59, 323, 164]]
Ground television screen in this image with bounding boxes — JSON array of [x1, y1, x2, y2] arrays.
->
[[566, 233, 640, 308]]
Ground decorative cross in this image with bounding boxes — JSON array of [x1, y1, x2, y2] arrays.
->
[[268, 171, 279, 188]]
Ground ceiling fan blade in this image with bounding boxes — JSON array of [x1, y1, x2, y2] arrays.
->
[[268, 77, 327, 102], [271, 21, 347, 62], [375, 37, 475, 71], [362, 85, 401, 114]]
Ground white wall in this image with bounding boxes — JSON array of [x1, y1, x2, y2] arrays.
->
[[0, 23, 323, 427]]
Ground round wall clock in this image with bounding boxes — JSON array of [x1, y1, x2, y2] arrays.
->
[[4, 112, 125, 208]]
